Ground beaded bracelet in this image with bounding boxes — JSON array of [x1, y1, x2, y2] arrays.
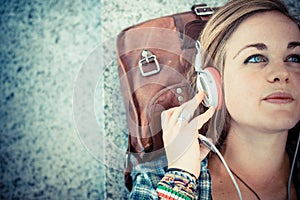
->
[[156, 169, 197, 200], [163, 173, 196, 196], [166, 168, 197, 181], [156, 184, 191, 200]]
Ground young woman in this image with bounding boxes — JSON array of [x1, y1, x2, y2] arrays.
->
[[130, 0, 300, 199]]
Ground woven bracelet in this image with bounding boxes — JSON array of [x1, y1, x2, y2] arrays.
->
[[166, 168, 197, 181], [157, 172, 197, 199], [157, 184, 192, 200]]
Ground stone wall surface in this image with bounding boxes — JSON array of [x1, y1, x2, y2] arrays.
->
[[0, 0, 298, 199]]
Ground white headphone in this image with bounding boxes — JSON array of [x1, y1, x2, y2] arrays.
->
[[194, 41, 222, 109]]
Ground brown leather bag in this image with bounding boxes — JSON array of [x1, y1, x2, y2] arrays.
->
[[116, 4, 217, 191]]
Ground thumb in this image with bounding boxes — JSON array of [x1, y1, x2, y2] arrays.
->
[[199, 136, 213, 160]]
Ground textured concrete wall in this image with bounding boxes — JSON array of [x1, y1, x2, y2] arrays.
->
[[0, 0, 299, 199]]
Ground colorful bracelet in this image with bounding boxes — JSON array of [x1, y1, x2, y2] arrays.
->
[[166, 168, 197, 182], [156, 169, 198, 200], [156, 184, 191, 200]]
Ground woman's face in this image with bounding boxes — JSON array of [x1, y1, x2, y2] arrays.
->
[[223, 11, 300, 133]]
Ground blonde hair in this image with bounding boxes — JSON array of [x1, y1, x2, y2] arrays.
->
[[200, 0, 295, 73], [194, 0, 299, 146]]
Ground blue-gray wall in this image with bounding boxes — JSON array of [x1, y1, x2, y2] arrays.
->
[[0, 0, 299, 199]]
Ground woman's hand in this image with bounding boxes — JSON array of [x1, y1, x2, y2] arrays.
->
[[161, 92, 215, 178]]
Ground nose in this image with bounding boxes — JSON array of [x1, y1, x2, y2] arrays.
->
[[266, 61, 290, 83]]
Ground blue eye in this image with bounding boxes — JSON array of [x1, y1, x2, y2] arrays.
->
[[244, 54, 267, 64], [286, 54, 300, 63]]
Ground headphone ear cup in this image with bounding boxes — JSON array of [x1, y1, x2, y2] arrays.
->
[[206, 67, 222, 110], [196, 67, 222, 110]]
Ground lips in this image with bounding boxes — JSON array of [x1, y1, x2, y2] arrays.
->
[[263, 92, 294, 104]]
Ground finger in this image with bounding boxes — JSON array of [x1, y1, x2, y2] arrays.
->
[[188, 106, 215, 131], [169, 105, 186, 125], [161, 107, 177, 121], [182, 91, 205, 114], [169, 92, 206, 125], [161, 107, 178, 128], [199, 137, 213, 159]]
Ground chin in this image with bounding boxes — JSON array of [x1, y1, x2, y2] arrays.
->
[[268, 111, 299, 126], [269, 119, 299, 132], [260, 114, 299, 132]]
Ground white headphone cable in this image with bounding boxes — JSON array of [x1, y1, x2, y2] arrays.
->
[[199, 135, 243, 200]]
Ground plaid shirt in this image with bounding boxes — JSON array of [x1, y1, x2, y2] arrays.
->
[[130, 156, 212, 200], [130, 144, 300, 200]]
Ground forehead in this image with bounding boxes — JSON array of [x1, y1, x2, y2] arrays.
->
[[226, 11, 300, 52]]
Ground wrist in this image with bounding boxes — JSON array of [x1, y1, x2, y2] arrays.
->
[[168, 163, 200, 178]]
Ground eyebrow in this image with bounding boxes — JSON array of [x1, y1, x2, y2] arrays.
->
[[233, 41, 300, 59], [287, 41, 300, 49], [233, 43, 267, 59]]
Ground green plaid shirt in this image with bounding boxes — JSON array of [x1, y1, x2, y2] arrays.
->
[[130, 143, 299, 200], [130, 156, 212, 200]]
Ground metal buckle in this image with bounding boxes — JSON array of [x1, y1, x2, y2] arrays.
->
[[138, 50, 160, 77], [193, 5, 214, 16]]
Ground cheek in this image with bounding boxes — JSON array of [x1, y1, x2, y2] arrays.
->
[[224, 79, 245, 114], [223, 71, 257, 117], [293, 76, 300, 119], [294, 75, 300, 96]]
